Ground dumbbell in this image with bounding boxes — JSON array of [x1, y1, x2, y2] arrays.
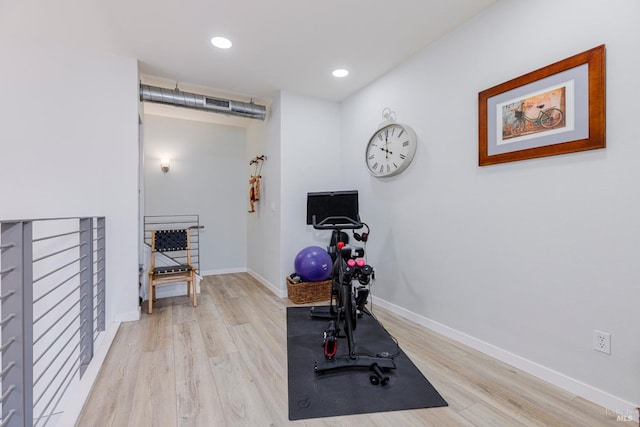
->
[[369, 363, 389, 386]]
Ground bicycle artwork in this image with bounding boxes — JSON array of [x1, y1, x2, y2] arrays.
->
[[479, 45, 605, 167], [502, 86, 566, 140]]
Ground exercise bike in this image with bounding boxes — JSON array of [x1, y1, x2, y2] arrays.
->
[[307, 192, 396, 385]]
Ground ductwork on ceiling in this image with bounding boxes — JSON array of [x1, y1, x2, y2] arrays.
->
[[139, 84, 266, 121]]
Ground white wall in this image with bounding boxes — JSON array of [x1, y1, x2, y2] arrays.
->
[[280, 92, 343, 287], [144, 114, 247, 274], [341, 0, 639, 411], [0, 44, 140, 324], [246, 92, 342, 295], [247, 94, 283, 293]]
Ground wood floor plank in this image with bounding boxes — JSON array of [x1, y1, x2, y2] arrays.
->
[[194, 289, 215, 309], [454, 353, 620, 426], [76, 322, 141, 427], [216, 297, 249, 327], [173, 321, 226, 427], [194, 301, 239, 359], [459, 401, 527, 426], [208, 352, 274, 426], [227, 323, 288, 424], [204, 275, 228, 305], [141, 303, 174, 352], [78, 273, 623, 426], [127, 349, 177, 427], [171, 298, 198, 325]]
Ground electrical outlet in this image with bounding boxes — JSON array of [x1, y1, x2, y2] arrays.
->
[[593, 330, 611, 354]]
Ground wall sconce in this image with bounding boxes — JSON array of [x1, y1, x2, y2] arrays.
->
[[160, 158, 170, 173]]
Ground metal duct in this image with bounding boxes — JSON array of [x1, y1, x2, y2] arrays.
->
[[139, 84, 266, 120]]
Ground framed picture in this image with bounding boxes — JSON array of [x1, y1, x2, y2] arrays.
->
[[479, 45, 605, 166]]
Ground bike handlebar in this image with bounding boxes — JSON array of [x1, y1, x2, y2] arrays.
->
[[312, 215, 363, 230]]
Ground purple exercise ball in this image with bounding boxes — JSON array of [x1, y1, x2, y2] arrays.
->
[[294, 246, 332, 282]]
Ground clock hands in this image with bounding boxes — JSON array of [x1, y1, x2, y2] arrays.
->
[[379, 146, 393, 156], [369, 128, 409, 171], [376, 139, 409, 157], [383, 132, 391, 158]]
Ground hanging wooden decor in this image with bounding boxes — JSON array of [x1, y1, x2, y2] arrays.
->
[[248, 155, 266, 213]]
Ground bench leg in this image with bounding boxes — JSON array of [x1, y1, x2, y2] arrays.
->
[[192, 272, 198, 307], [148, 281, 153, 314]]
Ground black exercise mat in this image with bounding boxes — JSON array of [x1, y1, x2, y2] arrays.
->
[[287, 306, 448, 420]]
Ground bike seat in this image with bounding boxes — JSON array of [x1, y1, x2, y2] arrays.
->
[[536, 104, 545, 109]]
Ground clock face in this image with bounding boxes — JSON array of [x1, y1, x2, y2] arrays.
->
[[365, 123, 417, 177]]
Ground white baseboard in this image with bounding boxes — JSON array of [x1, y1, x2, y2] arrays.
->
[[372, 296, 638, 422], [56, 322, 120, 427], [246, 269, 286, 298]]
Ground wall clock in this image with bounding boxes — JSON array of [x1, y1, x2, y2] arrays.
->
[[365, 109, 417, 177]]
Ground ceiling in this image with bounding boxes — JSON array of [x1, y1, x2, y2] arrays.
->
[[1, 0, 496, 103]]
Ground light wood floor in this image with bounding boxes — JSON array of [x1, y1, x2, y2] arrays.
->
[[77, 273, 620, 426]]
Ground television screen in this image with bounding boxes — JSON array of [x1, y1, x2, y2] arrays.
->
[[306, 190, 360, 226]]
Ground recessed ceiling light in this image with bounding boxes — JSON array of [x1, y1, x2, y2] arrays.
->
[[211, 36, 232, 49], [332, 69, 349, 78]]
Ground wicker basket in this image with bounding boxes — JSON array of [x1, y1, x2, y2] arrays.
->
[[286, 276, 332, 304]]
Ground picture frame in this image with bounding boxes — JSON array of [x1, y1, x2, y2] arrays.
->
[[478, 45, 605, 166]]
